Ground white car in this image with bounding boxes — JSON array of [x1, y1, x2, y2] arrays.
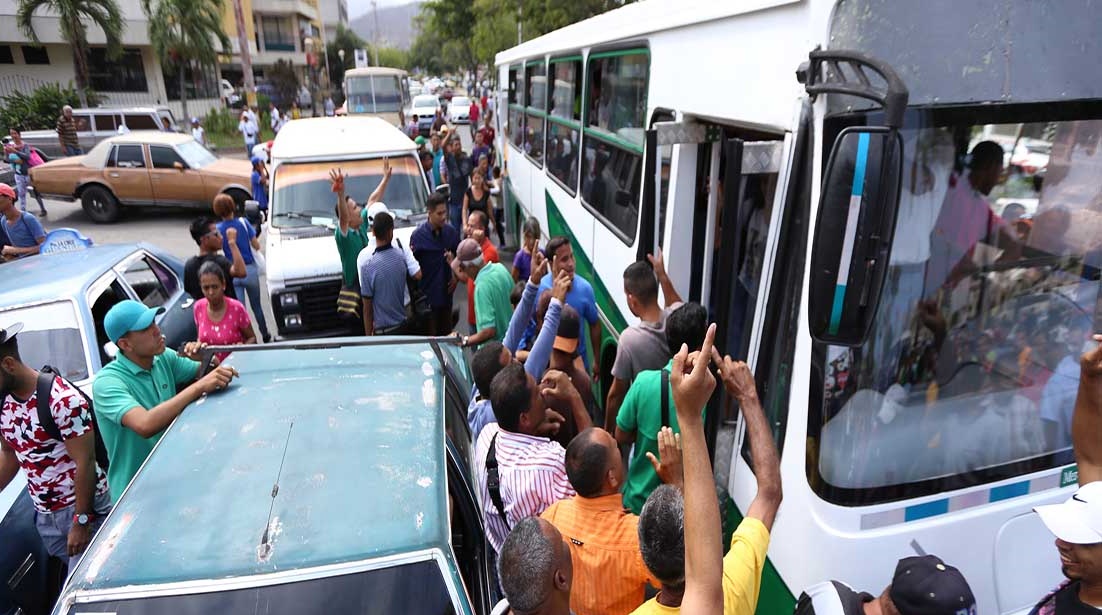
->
[[448, 96, 472, 123]]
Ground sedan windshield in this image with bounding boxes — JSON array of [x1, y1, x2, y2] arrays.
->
[[0, 301, 89, 381], [176, 140, 217, 169], [452, 97, 470, 108], [271, 155, 427, 229]]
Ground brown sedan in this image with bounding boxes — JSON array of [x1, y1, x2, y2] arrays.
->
[[30, 132, 254, 223]]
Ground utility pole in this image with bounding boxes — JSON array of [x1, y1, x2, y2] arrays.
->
[[372, 0, 380, 66], [516, 1, 522, 45], [232, 0, 257, 108]]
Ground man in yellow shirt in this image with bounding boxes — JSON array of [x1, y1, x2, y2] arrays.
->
[[632, 348, 782, 615]]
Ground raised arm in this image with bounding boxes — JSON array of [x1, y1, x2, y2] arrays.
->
[[671, 324, 723, 615], [648, 248, 683, 307], [224, 226, 247, 278], [505, 250, 547, 352], [111, 365, 237, 439], [331, 168, 356, 233], [713, 351, 782, 529], [366, 157, 392, 206], [525, 269, 570, 380], [1074, 335, 1102, 484]]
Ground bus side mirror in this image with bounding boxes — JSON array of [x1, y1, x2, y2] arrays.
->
[[808, 127, 903, 347]]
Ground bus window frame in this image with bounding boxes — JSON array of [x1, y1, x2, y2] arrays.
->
[[579, 45, 650, 247], [508, 63, 525, 153], [524, 58, 548, 168], [545, 54, 584, 196]]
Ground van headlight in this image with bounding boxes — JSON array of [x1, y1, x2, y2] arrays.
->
[[279, 292, 299, 310]]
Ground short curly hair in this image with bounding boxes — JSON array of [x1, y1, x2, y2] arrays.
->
[[212, 193, 236, 219]]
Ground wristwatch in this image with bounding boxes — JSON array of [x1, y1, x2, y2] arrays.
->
[[461, 335, 470, 348], [73, 512, 94, 527]]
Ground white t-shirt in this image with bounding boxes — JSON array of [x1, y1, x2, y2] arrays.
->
[[191, 126, 205, 145]]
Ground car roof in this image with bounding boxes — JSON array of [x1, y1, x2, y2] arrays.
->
[[74, 106, 173, 115], [101, 132, 193, 146], [0, 244, 141, 308], [270, 117, 417, 161], [67, 340, 454, 592]]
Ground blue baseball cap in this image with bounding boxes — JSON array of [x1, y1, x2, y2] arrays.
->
[[104, 300, 164, 343]]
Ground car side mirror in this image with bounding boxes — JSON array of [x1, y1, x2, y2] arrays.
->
[[173, 161, 185, 171], [808, 127, 903, 347]]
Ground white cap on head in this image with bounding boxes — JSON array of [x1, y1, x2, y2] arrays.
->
[[366, 202, 389, 223], [1035, 481, 1102, 544]]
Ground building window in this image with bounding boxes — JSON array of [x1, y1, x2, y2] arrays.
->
[[21, 46, 49, 65], [0, 46, 13, 64], [88, 48, 148, 92], [261, 16, 296, 52], [165, 65, 220, 100]]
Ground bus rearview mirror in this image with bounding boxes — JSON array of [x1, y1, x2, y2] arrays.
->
[[808, 127, 903, 347]]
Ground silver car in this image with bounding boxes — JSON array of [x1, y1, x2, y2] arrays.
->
[[19, 107, 177, 159]]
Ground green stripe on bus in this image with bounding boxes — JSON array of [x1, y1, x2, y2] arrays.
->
[[543, 191, 629, 334], [588, 48, 650, 60], [509, 103, 525, 112], [546, 115, 581, 129], [526, 109, 548, 119], [585, 127, 644, 154]]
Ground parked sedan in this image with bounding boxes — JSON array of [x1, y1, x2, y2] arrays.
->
[[30, 133, 253, 223], [448, 96, 472, 124]]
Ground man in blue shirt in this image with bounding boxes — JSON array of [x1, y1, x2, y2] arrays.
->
[[0, 183, 45, 261], [538, 236, 601, 377], [411, 193, 460, 336]]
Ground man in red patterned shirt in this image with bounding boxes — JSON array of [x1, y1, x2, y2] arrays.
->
[[0, 323, 110, 570]]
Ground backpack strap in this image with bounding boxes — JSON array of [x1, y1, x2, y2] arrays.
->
[[660, 368, 670, 429], [35, 371, 62, 442], [486, 433, 511, 531]]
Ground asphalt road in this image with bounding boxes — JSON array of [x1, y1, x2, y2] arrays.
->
[[34, 120, 480, 335]]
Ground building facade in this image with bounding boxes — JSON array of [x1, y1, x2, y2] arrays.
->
[[320, 0, 349, 44]]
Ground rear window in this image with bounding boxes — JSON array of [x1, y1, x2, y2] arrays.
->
[[66, 560, 460, 614]]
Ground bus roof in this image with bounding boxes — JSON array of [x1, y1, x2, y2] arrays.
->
[[495, 0, 801, 64], [270, 117, 416, 161], [343, 67, 409, 77]]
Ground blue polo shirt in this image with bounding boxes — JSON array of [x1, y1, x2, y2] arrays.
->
[[538, 273, 600, 368], [359, 243, 409, 330], [92, 350, 199, 502], [3, 211, 45, 249], [410, 221, 460, 308]]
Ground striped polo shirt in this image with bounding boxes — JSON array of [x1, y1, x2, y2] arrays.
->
[[358, 242, 409, 330], [474, 423, 575, 553]]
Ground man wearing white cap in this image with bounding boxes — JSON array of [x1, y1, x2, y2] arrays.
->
[[1033, 334, 1102, 613], [190, 118, 205, 146]]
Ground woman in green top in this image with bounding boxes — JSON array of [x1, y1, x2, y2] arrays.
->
[[332, 158, 392, 289]]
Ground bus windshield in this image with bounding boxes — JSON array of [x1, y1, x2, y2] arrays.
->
[[345, 75, 403, 114], [811, 107, 1102, 504]]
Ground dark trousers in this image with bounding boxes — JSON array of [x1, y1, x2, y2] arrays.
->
[[493, 207, 505, 245], [426, 306, 454, 336]]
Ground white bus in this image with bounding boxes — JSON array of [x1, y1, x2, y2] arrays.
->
[[495, 1, 1102, 613], [341, 67, 411, 127]]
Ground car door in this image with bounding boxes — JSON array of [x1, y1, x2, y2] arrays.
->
[[148, 145, 202, 207], [117, 251, 197, 351], [104, 144, 154, 204]]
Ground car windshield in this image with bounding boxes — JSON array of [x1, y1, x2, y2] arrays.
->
[[452, 97, 470, 107], [0, 301, 89, 381], [413, 96, 438, 111], [175, 139, 217, 169], [345, 75, 403, 113], [271, 155, 427, 229], [65, 560, 460, 614], [811, 110, 1102, 504]]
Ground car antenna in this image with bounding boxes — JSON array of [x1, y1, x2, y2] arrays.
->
[[257, 420, 294, 562]]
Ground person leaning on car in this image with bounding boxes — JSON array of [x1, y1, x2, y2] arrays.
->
[[92, 300, 239, 502]]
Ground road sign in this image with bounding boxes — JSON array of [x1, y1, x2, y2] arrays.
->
[[354, 49, 368, 69]]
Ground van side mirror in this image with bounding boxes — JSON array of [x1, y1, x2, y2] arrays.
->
[[244, 199, 261, 220], [808, 127, 903, 346]]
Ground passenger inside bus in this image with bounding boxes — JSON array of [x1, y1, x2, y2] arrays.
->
[[814, 119, 1102, 496]]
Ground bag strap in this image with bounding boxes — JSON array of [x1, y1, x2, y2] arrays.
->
[[486, 433, 511, 531], [660, 368, 670, 429], [35, 371, 63, 442]]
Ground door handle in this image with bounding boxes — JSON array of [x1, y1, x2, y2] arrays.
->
[[181, 298, 194, 309], [109, 172, 119, 178]]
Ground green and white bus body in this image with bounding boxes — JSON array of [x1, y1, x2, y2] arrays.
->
[[494, 1, 1102, 613]]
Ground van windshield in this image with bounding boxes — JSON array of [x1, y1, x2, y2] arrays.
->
[[811, 106, 1102, 505], [271, 156, 427, 229], [65, 560, 460, 614]]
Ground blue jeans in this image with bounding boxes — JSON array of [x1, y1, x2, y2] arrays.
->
[[35, 490, 111, 572], [14, 174, 45, 212], [233, 262, 269, 340], [449, 203, 463, 234], [63, 145, 83, 156]]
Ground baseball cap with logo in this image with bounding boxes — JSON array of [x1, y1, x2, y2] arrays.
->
[[553, 305, 580, 354], [889, 555, 976, 615], [1035, 481, 1102, 544], [451, 238, 484, 273], [104, 300, 165, 344]]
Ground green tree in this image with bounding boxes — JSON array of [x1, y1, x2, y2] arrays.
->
[[146, 0, 231, 122], [327, 24, 368, 102], [16, 0, 125, 108]]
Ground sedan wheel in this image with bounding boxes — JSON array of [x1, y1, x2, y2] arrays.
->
[[80, 186, 121, 223]]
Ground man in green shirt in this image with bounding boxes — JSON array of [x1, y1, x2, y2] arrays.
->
[[614, 302, 709, 515], [453, 238, 513, 348], [332, 159, 393, 290], [93, 300, 238, 502]]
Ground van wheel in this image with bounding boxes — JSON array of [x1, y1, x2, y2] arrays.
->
[[81, 186, 120, 223]]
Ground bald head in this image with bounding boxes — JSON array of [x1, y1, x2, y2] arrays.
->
[[499, 517, 573, 615], [565, 428, 623, 498]]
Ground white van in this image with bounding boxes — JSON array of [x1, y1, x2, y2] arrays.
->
[[265, 116, 430, 339]]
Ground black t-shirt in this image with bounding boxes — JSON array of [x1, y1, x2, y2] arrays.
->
[[184, 254, 237, 301], [1031, 581, 1102, 614], [795, 581, 875, 615]]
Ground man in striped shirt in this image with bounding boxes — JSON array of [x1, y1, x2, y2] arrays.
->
[[359, 212, 420, 335], [474, 361, 593, 554]]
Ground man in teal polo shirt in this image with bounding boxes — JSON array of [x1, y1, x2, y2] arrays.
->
[[93, 300, 238, 501], [453, 238, 513, 348], [614, 302, 709, 515]]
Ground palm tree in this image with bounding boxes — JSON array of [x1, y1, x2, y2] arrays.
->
[[16, 0, 124, 108], [146, 0, 231, 122]]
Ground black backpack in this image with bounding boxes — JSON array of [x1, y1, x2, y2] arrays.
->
[[35, 366, 110, 471]]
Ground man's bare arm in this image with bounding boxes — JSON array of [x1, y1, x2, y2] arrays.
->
[[1074, 335, 1102, 485]]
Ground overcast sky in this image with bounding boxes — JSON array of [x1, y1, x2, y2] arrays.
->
[[347, 0, 415, 18]]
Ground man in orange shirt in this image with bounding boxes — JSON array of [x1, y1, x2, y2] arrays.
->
[[462, 210, 499, 332], [541, 426, 682, 615]]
